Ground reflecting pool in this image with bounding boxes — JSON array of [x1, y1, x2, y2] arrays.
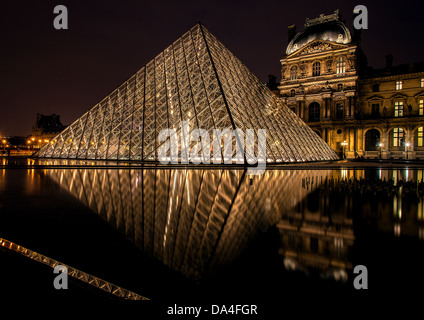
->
[[1, 160, 424, 313]]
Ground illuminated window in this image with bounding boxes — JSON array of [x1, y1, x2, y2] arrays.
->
[[290, 66, 298, 80], [337, 83, 343, 92], [394, 101, 403, 117], [419, 100, 424, 116], [421, 79, 424, 87], [336, 57, 346, 74], [418, 127, 423, 147], [393, 127, 404, 147], [312, 62, 321, 77], [334, 238, 344, 256], [396, 81, 403, 90]]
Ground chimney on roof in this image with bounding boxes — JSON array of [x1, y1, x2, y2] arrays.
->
[[385, 54, 393, 69], [288, 24, 296, 44]]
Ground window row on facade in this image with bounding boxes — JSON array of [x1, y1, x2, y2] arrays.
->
[[364, 127, 424, 150], [371, 78, 424, 92], [288, 56, 348, 80], [367, 99, 424, 118]]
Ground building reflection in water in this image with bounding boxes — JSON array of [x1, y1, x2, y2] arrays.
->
[[44, 167, 331, 280], [280, 168, 424, 283], [279, 176, 354, 283], [42, 165, 424, 283]]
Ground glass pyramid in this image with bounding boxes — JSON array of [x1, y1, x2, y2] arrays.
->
[[35, 23, 337, 163]]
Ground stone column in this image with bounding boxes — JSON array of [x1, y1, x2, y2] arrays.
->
[[304, 101, 309, 122], [323, 99, 327, 119], [357, 127, 364, 157], [381, 129, 389, 159], [348, 97, 352, 117], [349, 127, 355, 156]]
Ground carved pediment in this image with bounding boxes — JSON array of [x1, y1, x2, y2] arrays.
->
[[390, 93, 408, 101], [414, 90, 424, 98], [366, 95, 385, 102], [288, 40, 348, 58], [307, 85, 323, 94]]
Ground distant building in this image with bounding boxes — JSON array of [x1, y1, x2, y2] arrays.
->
[[359, 61, 424, 160], [31, 113, 66, 149], [279, 10, 424, 159]]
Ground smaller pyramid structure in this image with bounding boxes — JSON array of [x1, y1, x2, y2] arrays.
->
[[35, 23, 338, 163]]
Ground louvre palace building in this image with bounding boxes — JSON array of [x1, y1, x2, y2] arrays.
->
[[278, 10, 424, 160]]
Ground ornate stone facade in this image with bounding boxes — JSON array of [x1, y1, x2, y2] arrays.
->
[[279, 10, 424, 159]]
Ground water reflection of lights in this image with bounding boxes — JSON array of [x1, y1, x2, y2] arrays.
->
[[45, 168, 330, 280], [394, 223, 401, 237]]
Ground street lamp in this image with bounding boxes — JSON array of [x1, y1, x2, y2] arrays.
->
[[378, 142, 383, 159], [405, 142, 411, 160], [341, 140, 348, 159]]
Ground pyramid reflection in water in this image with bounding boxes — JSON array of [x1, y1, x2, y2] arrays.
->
[[45, 167, 331, 280], [35, 24, 337, 163]]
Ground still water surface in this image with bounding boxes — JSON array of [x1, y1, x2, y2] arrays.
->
[[1, 159, 423, 311]]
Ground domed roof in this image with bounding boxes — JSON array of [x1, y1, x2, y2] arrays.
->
[[286, 18, 351, 55]]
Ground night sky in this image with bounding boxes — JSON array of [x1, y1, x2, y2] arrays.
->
[[1, 0, 424, 136]]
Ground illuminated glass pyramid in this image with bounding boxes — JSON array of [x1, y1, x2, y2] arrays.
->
[[35, 23, 337, 163]]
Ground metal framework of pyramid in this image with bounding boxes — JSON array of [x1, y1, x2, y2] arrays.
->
[[35, 23, 338, 163]]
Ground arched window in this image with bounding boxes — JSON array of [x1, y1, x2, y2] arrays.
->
[[365, 129, 381, 151], [336, 57, 346, 74], [308, 102, 320, 122], [392, 128, 404, 147], [290, 66, 298, 80], [312, 62, 321, 77]]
